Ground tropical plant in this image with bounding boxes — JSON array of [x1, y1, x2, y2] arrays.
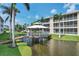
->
[[1, 4, 20, 45], [15, 24, 23, 32], [0, 3, 30, 47], [10, 3, 30, 47], [53, 13, 62, 38]]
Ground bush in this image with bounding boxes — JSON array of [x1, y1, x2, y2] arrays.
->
[[47, 35, 52, 40]]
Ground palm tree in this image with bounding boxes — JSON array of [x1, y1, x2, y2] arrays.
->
[[1, 5, 20, 46], [53, 13, 62, 38], [0, 3, 30, 47], [11, 3, 30, 47]]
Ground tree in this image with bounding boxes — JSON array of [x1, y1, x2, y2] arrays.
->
[[1, 5, 20, 45], [0, 3, 30, 47], [11, 3, 30, 47], [53, 13, 62, 38], [15, 24, 23, 32]]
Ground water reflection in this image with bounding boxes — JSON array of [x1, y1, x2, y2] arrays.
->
[[47, 40, 77, 56], [21, 37, 79, 56]]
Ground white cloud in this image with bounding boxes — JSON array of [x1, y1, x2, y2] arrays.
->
[[64, 3, 76, 13], [15, 19, 23, 25], [50, 9, 57, 14], [64, 3, 71, 8], [35, 15, 39, 19]]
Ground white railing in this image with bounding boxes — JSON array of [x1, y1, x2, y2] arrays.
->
[[53, 19, 77, 23]]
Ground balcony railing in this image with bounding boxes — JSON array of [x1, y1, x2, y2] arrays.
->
[[53, 19, 77, 23]]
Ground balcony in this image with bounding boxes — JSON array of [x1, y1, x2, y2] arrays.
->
[[53, 19, 77, 23]]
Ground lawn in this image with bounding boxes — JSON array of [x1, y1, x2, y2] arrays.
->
[[0, 41, 32, 56], [0, 44, 21, 56], [17, 42, 32, 56], [15, 31, 26, 37], [61, 35, 79, 41], [51, 34, 79, 41], [0, 32, 9, 41], [0, 31, 26, 41]]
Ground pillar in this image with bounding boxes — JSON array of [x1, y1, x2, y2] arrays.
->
[[77, 12, 79, 35], [49, 16, 54, 34]]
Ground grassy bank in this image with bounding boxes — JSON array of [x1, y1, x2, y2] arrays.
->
[[0, 44, 21, 56], [0, 42, 32, 56], [17, 42, 32, 56], [50, 34, 79, 41]]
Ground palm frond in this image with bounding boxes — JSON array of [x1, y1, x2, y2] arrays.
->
[[5, 16, 9, 23], [24, 3, 30, 11], [53, 13, 62, 20], [15, 8, 20, 13], [0, 5, 9, 10]]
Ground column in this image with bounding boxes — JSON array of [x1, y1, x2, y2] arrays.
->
[[77, 13, 79, 35], [49, 16, 54, 34]]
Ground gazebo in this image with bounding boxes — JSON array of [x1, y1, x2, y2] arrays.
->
[[27, 25, 48, 38]]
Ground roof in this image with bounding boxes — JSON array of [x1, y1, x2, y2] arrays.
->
[[27, 25, 48, 29], [33, 22, 41, 25]]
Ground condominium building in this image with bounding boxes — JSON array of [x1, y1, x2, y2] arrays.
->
[[0, 16, 4, 34], [50, 10, 79, 35]]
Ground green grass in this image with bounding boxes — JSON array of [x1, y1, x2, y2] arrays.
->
[[51, 34, 79, 41], [17, 42, 32, 56], [51, 34, 59, 40], [0, 44, 21, 56], [61, 35, 79, 41], [0, 42, 32, 56], [0, 33, 9, 41], [15, 32, 26, 37]]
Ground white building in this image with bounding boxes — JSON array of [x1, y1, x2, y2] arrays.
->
[[32, 10, 79, 35], [0, 16, 4, 34], [50, 10, 79, 35]]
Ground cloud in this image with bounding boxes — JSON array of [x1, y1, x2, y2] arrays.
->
[[35, 15, 39, 19], [50, 9, 57, 14], [64, 3, 76, 13]]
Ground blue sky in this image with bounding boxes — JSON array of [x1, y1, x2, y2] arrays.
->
[[0, 3, 79, 25]]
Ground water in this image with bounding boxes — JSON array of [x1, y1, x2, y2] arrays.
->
[[21, 37, 79, 56]]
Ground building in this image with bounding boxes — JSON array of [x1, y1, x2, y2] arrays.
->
[[50, 10, 79, 35], [0, 16, 4, 34], [32, 10, 79, 35]]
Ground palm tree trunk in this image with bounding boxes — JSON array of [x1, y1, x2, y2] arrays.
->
[[9, 19, 12, 41], [11, 4, 16, 47]]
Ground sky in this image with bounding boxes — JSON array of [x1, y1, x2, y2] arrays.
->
[[0, 3, 79, 26]]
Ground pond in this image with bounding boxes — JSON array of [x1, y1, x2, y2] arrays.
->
[[20, 37, 79, 56]]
